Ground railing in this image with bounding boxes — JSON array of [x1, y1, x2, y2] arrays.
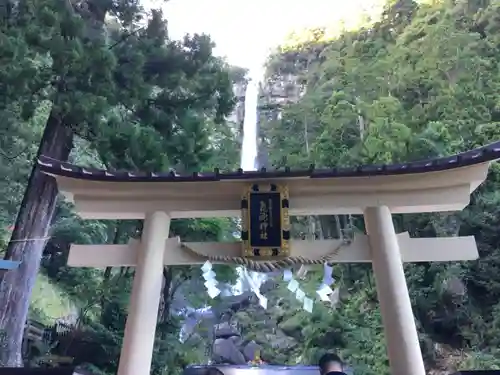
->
[[22, 320, 74, 359], [24, 321, 46, 343]]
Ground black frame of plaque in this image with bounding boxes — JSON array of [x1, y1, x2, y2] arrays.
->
[[241, 184, 290, 257]]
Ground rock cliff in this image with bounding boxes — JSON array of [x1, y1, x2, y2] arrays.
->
[[207, 278, 301, 365], [256, 55, 306, 168], [228, 67, 249, 146]]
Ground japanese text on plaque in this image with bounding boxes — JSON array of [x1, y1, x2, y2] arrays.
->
[[259, 199, 274, 240]]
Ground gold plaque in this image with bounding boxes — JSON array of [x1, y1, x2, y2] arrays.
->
[[241, 183, 290, 258]]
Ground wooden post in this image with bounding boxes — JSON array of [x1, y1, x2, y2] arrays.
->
[[364, 206, 426, 375], [117, 211, 170, 375]]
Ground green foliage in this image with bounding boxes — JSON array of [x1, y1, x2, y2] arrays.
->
[[252, 0, 500, 372], [0, 0, 241, 370], [6, 0, 500, 372]]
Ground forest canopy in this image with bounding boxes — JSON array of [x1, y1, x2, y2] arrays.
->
[[2, 0, 500, 374], [256, 0, 500, 372]]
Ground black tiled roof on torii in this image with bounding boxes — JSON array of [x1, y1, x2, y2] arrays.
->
[[37, 141, 500, 183]]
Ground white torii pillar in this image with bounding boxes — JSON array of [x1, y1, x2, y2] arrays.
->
[[364, 206, 426, 375], [117, 211, 170, 375]]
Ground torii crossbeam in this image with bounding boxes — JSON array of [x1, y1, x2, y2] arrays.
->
[[37, 141, 500, 375]]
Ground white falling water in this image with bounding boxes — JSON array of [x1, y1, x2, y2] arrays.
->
[[180, 73, 267, 344], [240, 78, 259, 171], [237, 74, 269, 294]]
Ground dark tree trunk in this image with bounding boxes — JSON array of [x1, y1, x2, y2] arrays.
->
[[319, 215, 341, 239], [160, 267, 173, 322], [99, 223, 125, 321], [0, 108, 73, 366]]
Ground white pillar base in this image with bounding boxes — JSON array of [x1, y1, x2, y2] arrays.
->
[[364, 206, 426, 375], [117, 211, 170, 375]]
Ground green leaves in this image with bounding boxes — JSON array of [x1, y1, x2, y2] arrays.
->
[[253, 0, 500, 371], [1, 0, 242, 370]]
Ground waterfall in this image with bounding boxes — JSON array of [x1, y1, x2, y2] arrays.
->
[[238, 74, 268, 293], [180, 71, 265, 346], [240, 78, 259, 171]]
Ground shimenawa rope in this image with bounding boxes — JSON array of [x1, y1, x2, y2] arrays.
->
[[180, 237, 352, 273]]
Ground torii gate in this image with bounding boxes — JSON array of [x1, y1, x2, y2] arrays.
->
[[37, 141, 500, 375]]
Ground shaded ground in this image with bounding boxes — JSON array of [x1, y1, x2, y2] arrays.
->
[[29, 273, 76, 324]]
